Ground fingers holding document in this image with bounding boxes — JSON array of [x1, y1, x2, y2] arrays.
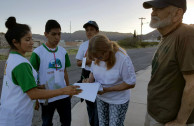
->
[[82, 78, 90, 83], [98, 87, 107, 95], [61, 85, 82, 95]]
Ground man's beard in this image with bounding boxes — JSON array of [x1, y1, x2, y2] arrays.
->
[[150, 15, 173, 28]]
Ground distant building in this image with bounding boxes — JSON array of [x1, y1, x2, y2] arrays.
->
[[75, 40, 83, 42], [65, 41, 82, 46], [142, 39, 160, 42], [57, 41, 82, 48], [60, 40, 65, 43], [33, 40, 41, 48]]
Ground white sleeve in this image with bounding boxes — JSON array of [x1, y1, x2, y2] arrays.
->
[[76, 45, 84, 60], [121, 56, 136, 85]]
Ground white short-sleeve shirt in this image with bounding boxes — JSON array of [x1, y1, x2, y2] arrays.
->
[[91, 50, 136, 104], [76, 40, 91, 71]]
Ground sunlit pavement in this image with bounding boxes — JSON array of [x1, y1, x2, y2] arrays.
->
[[71, 66, 151, 126]]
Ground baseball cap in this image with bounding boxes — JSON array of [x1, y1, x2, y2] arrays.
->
[[143, 0, 187, 13], [83, 21, 99, 31]]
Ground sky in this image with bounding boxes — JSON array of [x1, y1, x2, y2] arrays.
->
[[0, 0, 194, 35]]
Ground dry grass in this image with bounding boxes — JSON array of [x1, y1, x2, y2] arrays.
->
[[67, 49, 78, 55], [0, 55, 8, 60]]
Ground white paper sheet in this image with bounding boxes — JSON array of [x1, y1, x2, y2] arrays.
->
[[81, 57, 86, 68], [54, 70, 62, 83], [73, 82, 101, 102]]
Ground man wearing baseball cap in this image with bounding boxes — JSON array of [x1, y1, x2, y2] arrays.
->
[[143, 0, 194, 126], [76, 20, 99, 126]]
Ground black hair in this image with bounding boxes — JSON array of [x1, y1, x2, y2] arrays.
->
[[45, 20, 61, 33], [4, 16, 31, 49]]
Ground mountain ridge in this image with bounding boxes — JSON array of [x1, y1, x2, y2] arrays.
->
[[1, 24, 193, 47], [32, 30, 133, 42]]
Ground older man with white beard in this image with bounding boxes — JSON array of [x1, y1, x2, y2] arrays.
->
[[143, 0, 194, 126]]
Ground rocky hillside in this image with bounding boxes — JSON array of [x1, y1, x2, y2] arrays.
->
[[142, 24, 194, 40], [0, 33, 45, 48], [142, 30, 160, 40], [32, 30, 133, 42], [0, 31, 133, 48], [0, 33, 8, 48], [1, 24, 193, 48]]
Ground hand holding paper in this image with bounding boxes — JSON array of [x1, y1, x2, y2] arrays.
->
[[73, 82, 102, 102]]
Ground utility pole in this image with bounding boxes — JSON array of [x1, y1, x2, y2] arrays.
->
[[139, 17, 146, 42], [70, 21, 71, 42]]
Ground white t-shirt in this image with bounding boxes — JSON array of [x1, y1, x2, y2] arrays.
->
[[91, 50, 136, 104], [76, 40, 91, 71]]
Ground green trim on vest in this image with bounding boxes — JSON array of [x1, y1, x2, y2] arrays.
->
[[30, 52, 40, 71], [65, 53, 71, 68], [10, 51, 23, 57], [43, 43, 58, 53]]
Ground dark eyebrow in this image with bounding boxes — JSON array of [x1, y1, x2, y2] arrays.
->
[[51, 32, 61, 34], [25, 36, 32, 39]]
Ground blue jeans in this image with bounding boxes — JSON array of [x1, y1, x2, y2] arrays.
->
[[40, 97, 71, 126], [85, 100, 99, 126]]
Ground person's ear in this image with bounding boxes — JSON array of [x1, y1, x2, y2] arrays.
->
[[172, 8, 183, 22], [44, 32, 48, 38], [12, 39, 19, 48]]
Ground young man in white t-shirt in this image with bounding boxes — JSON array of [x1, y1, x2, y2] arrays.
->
[[30, 20, 71, 126], [76, 21, 99, 126]]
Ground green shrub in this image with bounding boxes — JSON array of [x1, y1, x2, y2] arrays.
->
[[118, 37, 159, 48], [0, 55, 8, 60], [140, 42, 159, 48], [118, 37, 141, 48], [67, 49, 78, 55]]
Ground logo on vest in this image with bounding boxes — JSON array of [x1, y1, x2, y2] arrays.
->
[[48, 58, 62, 69], [6, 81, 9, 88]]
